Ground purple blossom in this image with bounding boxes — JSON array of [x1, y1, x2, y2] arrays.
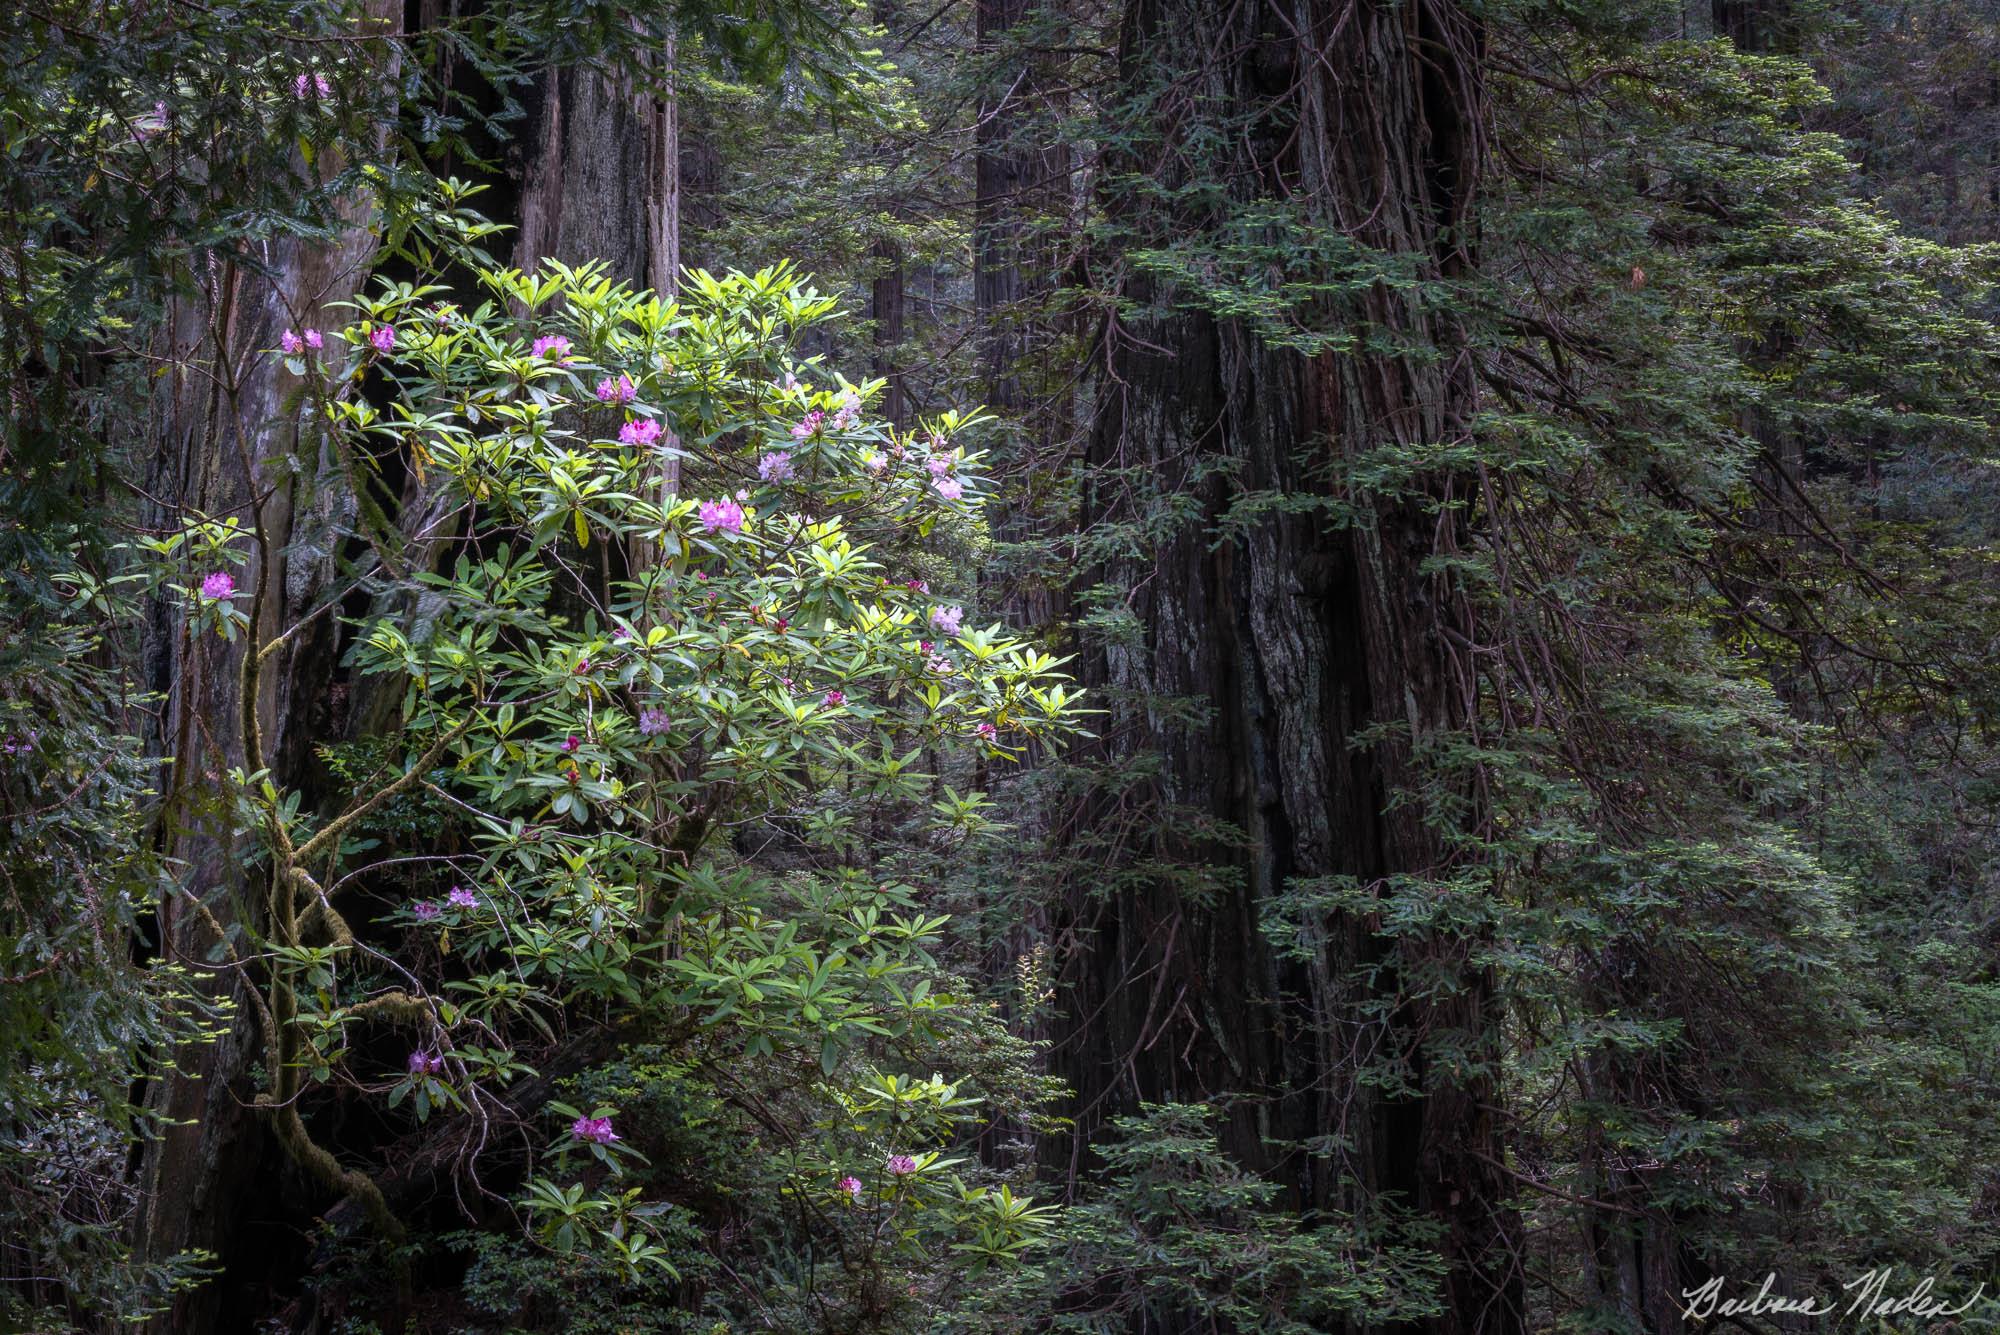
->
[[200, 571, 237, 600], [929, 605, 963, 636], [697, 499, 746, 534], [620, 419, 663, 447], [595, 374, 637, 404], [823, 689, 846, 707], [791, 409, 825, 441], [830, 389, 862, 430], [863, 451, 887, 473], [638, 707, 671, 736], [571, 1115, 620, 1145], [977, 722, 998, 741], [906, 579, 929, 593], [758, 451, 793, 482], [927, 456, 952, 478], [280, 330, 302, 354], [561, 734, 580, 753], [293, 72, 332, 99], [927, 653, 954, 677], [412, 900, 440, 922], [933, 477, 965, 502], [447, 885, 478, 910], [886, 1154, 918, 1176], [1, 732, 38, 757], [304, 329, 323, 349], [407, 1050, 445, 1076], [369, 325, 396, 353], [838, 1175, 863, 1199], [530, 334, 572, 362]]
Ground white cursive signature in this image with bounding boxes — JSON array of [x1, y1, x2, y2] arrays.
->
[[1681, 1269, 1986, 1324]]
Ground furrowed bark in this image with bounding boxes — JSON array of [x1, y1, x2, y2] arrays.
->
[[136, 5, 404, 1327], [1057, 2, 1522, 1329]]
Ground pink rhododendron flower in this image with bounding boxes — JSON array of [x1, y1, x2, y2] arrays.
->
[[758, 451, 793, 482], [698, 499, 745, 534], [369, 325, 395, 353], [906, 579, 928, 593], [831, 389, 862, 429], [446, 886, 477, 909], [619, 419, 662, 447], [561, 734, 580, 753], [200, 571, 237, 600], [978, 722, 998, 741], [412, 900, 440, 921], [638, 707, 671, 736], [280, 330, 302, 354], [929, 606, 963, 636], [886, 1154, 918, 1175], [304, 329, 323, 349], [863, 451, 887, 473], [570, 1115, 620, 1144], [407, 1051, 444, 1076], [933, 477, 964, 501], [927, 455, 952, 477], [595, 374, 636, 403], [791, 410, 825, 441], [530, 334, 572, 361], [838, 1175, 863, 1199], [824, 690, 845, 707], [293, 72, 332, 98]]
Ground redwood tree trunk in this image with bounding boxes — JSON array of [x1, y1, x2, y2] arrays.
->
[[136, 10, 404, 1328], [1058, 1, 1522, 1329]]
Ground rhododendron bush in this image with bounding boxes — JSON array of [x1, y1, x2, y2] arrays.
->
[[191, 245, 1081, 1311]]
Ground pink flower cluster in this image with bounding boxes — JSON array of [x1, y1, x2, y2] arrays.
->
[[620, 419, 663, 447], [791, 410, 825, 441], [838, 1175, 863, 1200], [758, 450, 793, 482], [823, 689, 846, 707], [369, 326, 395, 353], [279, 329, 322, 354], [293, 72, 332, 99], [571, 1115, 620, 1144], [638, 707, 671, 736], [530, 334, 572, 362], [595, 374, 637, 403], [412, 900, 440, 922], [929, 605, 963, 636], [831, 390, 862, 430], [407, 1051, 445, 1076], [698, 498, 746, 534], [886, 1154, 918, 1176], [200, 571, 237, 600], [933, 477, 965, 501], [447, 886, 478, 909]]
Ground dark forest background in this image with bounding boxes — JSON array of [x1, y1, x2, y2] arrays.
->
[[10, 0, 2000, 1330]]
